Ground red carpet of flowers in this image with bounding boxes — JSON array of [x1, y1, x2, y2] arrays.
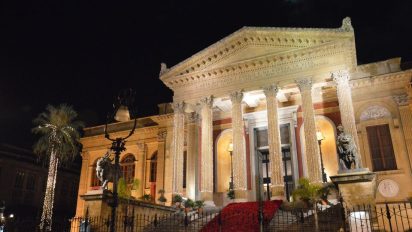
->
[[201, 200, 282, 232]]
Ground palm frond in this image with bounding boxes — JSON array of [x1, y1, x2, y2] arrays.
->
[[32, 104, 84, 166]]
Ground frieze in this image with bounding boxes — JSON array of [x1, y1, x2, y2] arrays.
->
[[172, 56, 335, 102], [350, 71, 412, 89]]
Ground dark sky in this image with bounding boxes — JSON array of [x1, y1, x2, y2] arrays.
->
[[1, 0, 411, 149]]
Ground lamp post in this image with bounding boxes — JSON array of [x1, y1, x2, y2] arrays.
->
[[227, 142, 234, 191], [104, 89, 137, 232], [316, 131, 327, 183]]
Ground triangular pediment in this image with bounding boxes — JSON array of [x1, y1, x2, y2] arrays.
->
[[160, 18, 355, 83]]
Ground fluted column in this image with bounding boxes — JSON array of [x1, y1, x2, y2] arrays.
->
[[296, 78, 322, 182], [230, 91, 247, 198], [263, 85, 284, 197], [332, 70, 363, 168], [199, 96, 214, 202], [172, 102, 185, 194]]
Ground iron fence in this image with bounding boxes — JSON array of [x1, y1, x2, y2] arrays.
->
[[3, 201, 412, 231]]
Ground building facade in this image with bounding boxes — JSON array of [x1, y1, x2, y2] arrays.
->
[[0, 144, 80, 218], [75, 18, 412, 216]]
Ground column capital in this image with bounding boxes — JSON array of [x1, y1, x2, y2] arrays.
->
[[157, 130, 167, 141], [263, 84, 279, 98], [172, 101, 185, 114], [331, 70, 350, 86], [137, 142, 145, 151], [187, 112, 200, 123], [295, 78, 312, 92], [393, 94, 409, 106], [229, 90, 244, 104], [199, 96, 213, 108]]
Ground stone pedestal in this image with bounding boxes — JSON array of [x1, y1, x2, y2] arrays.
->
[[80, 189, 112, 218], [330, 170, 377, 207]]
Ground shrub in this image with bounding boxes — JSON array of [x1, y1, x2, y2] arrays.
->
[[172, 194, 183, 203], [184, 198, 195, 208], [195, 200, 205, 209], [227, 189, 235, 199], [157, 189, 167, 203]]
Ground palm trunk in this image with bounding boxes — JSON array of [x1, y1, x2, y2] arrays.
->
[[39, 150, 59, 231]]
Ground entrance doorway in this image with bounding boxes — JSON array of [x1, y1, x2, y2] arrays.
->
[[254, 123, 296, 201]]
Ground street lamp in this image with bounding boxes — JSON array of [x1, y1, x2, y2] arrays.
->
[[104, 89, 137, 232], [316, 130, 327, 183], [227, 142, 234, 191]]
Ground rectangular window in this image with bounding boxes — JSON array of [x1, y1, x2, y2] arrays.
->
[[14, 171, 25, 189], [183, 151, 187, 188], [150, 161, 157, 183], [26, 173, 36, 190], [366, 124, 397, 171]]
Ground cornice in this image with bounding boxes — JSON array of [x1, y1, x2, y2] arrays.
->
[[350, 70, 412, 89], [160, 18, 354, 83]]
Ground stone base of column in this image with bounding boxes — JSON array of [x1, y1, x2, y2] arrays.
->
[[233, 189, 248, 202], [330, 170, 377, 208], [201, 192, 215, 207], [270, 185, 285, 200]]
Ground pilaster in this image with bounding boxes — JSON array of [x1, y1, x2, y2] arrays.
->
[[186, 113, 199, 200], [75, 151, 90, 217], [155, 130, 167, 201], [393, 94, 412, 172]]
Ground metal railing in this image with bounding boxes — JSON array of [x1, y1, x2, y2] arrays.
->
[[3, 201, 412, 231]]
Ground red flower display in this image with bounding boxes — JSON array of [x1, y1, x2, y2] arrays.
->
[[201, 200, 282, 232]]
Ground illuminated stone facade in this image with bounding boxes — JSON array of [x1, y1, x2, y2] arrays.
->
[[75, 18, 412, 216]]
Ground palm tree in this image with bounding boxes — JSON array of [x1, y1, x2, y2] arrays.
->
[[32, 104, 83, 231]]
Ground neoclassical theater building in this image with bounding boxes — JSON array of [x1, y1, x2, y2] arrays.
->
[[75, 18, 412, 216]]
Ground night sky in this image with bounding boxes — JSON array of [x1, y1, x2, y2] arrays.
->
[[1, 0, 411, 149]]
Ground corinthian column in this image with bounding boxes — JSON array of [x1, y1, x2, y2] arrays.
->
[[172, 101, 185, 194], [230, 91, 247, 199], [296, 78, 322, 182], [199, 96, 214, 202], [263, 85, 284, 198], [332, 70, 363, 168]]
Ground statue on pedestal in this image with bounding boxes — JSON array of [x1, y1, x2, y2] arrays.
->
[[336, 125, 359, 170], [96, 151, 120, 190]]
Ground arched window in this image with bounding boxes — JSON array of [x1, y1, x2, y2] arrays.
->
[[91, 160, 101, 188], [121, 154, 136, 184]]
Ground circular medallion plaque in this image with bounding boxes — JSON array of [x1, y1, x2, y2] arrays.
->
[[378, 179, 399, 198]]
